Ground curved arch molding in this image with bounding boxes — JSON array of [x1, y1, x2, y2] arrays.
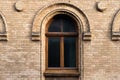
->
[[112, 9, 120, 41], [0, 11, 7, 41], [31, 3, 91, 41]]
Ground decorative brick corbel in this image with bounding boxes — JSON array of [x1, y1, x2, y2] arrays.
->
[[0, 33, 7, 41], [83, 32, 91, 41], [0, 11, 7, 41], [31, 32, 40, 41], [112, 32, 120, 41]]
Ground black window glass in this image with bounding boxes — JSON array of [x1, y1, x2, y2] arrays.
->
[[63, 16, 76, 32], [48, 37, 60, 67], [64, 37, 76, 67], [48, 19, 61, 32], [48, 14, 76, 32]]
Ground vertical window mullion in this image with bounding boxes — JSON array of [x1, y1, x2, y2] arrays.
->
[[60, 19, 64, 68], [60, 37, 64, 68]]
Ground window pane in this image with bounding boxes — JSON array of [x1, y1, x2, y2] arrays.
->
[[48, 37, 60, 67], [64, 37, 76, 67], [63, 17, 76, 32], [48, 14, 76, 32], [48, 19, 61, 32]]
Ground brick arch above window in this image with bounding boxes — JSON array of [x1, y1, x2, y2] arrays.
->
[[31, 3, 91, 41], [0, 11, 7, 41], [112, 9, 120, 41]]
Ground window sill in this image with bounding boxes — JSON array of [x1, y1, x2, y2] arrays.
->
[[44, 70, 80, 77]]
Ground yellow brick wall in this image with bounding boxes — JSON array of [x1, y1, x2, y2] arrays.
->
[[0, 0, 119, 80]]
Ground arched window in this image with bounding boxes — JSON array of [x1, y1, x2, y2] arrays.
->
[[45, 14, 78, 73], [31, 3, 91, 79]]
